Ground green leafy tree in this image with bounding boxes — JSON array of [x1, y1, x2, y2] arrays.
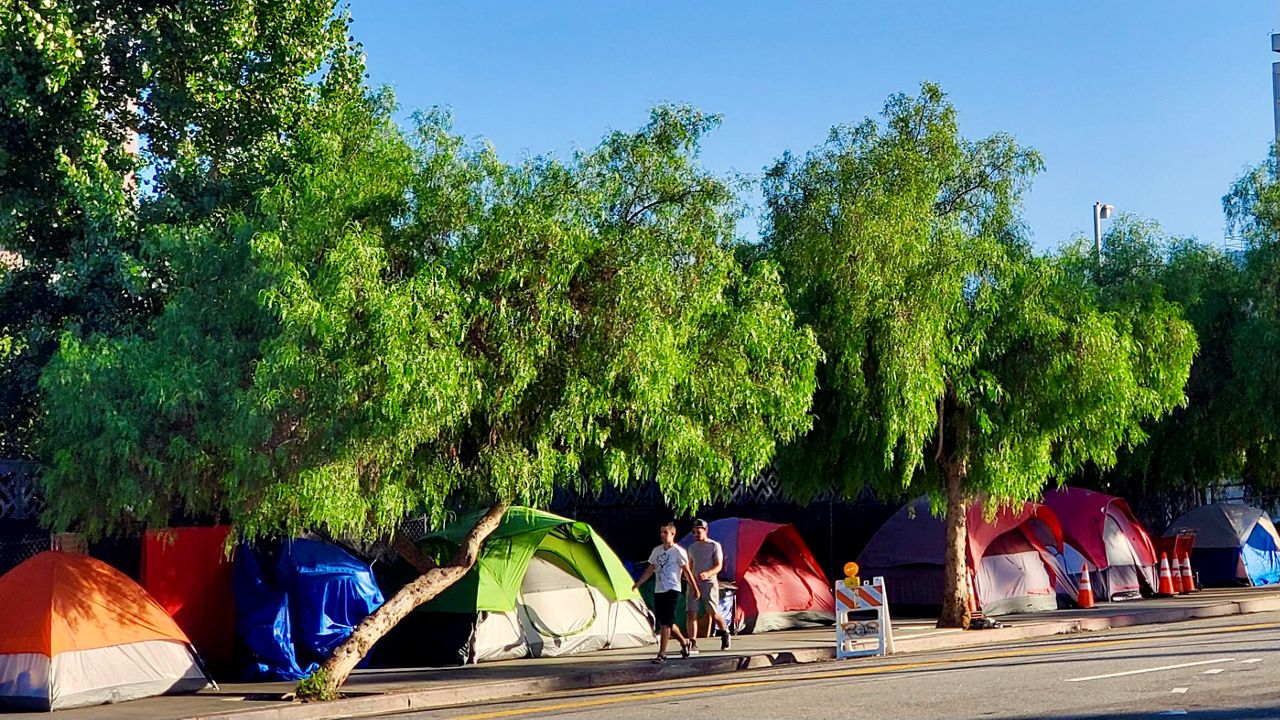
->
[[1059, 216, 1249, 521], [41, 93, 820, 694], [1223, 148, 1280, 491], [0, 0, 353, 457], [764, 84, 1195, 627]]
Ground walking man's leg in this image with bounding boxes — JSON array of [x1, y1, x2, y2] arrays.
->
[[702, 589, 731, 650], [670, 622, 691, 657], [685, 606, 701, 654]]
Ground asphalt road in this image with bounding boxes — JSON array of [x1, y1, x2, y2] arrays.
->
[[399, 612, 1280, 720]]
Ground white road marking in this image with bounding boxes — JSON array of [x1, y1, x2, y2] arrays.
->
[[1239, 658, 1262, 664], [1201, 668, 1225, 675], [1065, 658, 1235, 682], [1170, 687, 1188, 694]]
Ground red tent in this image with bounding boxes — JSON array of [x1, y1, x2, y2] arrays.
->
[[684, 519, 834, 633], [859, 498, 1075, 616], [1044, 488, 1158, 600]]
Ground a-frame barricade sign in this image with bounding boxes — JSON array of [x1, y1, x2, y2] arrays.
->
[[835, 575, 895, 659]]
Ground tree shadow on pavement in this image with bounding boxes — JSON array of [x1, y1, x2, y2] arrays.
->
[[1005, 707, 1280, 720]]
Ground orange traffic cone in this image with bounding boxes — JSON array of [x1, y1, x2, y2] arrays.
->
[[1180, 553, 1197, 593], [1076, 563, 1095, 609], [966, 571, 982, 623], [1171, 554, 1186, 593], [1157, 553, 1176, 596]]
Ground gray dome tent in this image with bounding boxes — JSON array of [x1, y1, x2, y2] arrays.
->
[[1164, 504, 1280, 587]]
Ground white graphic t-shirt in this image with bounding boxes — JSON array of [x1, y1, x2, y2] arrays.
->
[[648, 544, 689, 593]]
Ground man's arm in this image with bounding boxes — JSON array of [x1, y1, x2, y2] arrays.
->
[[683, 562, 701, 598], [632, 564, 655, 591]]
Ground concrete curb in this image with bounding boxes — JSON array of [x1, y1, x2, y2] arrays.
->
[[184, 649, 832, 720], [185, 596, 1280, 720]]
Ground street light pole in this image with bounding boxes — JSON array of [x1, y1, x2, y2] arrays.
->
[[1093, 201, 1114, 270], [1272, 32, 1280, 143]]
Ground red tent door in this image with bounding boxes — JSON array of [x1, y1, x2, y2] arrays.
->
[[738, 536, 834, 632]]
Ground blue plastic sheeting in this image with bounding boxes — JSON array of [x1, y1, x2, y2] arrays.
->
[[277, 539, 386, 662], [1242, 524, 1280, 587], [717, 587, 737, 632], [232, 546, 314, 681], [232, 540, 384, 681]]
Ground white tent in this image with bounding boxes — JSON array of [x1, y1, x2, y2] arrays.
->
[[473, 554, 655, 662]]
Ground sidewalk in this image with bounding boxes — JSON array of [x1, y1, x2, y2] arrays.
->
[[10, 587, 1279, 720]]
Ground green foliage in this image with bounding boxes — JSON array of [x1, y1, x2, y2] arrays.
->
[[1224, 148, 1280, 489], [294, 667, 336, 702], [39, 91, 819, 540], [764, 84, 1195, 509], [425, 105, 819, 513], [1058, 216, 1249, 505], [0, 0, 356, 457], [974, 244, 1195, 500]]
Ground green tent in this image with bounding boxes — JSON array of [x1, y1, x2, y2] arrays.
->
[[416, 507, 653, 663]]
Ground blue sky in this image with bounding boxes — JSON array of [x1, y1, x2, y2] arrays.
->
[[350, 2, 1277, 251]]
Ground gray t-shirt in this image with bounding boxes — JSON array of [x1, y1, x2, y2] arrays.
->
[[687, 538, 724, 594]]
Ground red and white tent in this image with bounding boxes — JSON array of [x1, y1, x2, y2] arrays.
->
[[683, 518, 835, 633], [1043, 487, 1157, 600], [859, 498, 1075, 616]]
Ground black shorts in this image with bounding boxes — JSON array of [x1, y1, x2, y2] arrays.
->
[[654, 590, 680, 627]]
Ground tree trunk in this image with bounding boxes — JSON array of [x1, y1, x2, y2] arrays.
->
[[936, 464, 971, 629], [301, 501, 508, 700]]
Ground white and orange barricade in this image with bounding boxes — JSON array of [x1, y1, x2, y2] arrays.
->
[[835, 574, 895, 659]]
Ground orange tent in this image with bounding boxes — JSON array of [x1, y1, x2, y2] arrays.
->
[[0, 551, 210, 711]]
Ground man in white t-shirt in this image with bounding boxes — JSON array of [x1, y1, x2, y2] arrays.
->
[[632, 521, 701, 664]]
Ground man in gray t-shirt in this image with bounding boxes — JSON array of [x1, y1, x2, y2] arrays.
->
[[685, 519, 732, 652]]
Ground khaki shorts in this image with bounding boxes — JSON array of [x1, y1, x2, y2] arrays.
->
[[686, 586, 719, 616]]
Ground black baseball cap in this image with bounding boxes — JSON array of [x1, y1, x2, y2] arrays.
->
[[691, 519, 709, 529]]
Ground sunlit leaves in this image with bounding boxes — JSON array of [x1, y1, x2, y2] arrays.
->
[[765, 83, 1193, 512], [433, 105, 819, 516], [2, 0, 358, 457], [1221, 147, 1280, 490], [39, 94, 819, 539]]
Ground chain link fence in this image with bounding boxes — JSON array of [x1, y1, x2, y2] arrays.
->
[[0, 531, 49, 576], [0, 460, 40, 521]]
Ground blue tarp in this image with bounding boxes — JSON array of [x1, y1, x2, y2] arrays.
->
[[232, 540, 384, 680], [1242, 524, 1280, 587], [277, 539, 385, 662], [232, 546, 314, 681]]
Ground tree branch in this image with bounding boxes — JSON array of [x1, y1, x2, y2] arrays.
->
[[934, 392, 946, 464], [391, 533, 438, 573], [452, 500, 509, 568], [623, 183, 708, 227], [934, 163, 1006, 218]]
